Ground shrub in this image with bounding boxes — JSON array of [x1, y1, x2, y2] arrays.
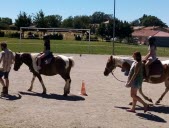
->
[[50, 33, 63, 40], [27, 32, 39, 39], [5, 32, 20, 38], [0, 31, 5, 37], [74, 34, 82, 41]]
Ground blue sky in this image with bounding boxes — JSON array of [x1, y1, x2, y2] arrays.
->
[[1, 0, 169, 26]]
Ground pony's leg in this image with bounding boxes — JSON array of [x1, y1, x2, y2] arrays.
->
[[156, 79, 169, 104], [61, 74, 71, 96], [64, 78, 71, 95], [36, 74, 47, 94], [28, 75, 36, 91], [139, 87, 153, 103]]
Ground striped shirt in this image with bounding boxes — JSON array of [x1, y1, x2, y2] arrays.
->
[[0, 49, 14, 72]]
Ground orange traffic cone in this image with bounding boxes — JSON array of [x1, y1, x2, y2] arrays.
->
[[80, 80, 88, 96]]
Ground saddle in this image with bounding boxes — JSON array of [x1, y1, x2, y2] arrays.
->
[[144, 59, 163, 78], [37, 52, 54, 67]]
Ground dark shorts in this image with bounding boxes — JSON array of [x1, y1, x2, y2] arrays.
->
[[0, 71, 9, 79]]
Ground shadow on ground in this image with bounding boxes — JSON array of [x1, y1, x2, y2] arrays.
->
[[136, 112, 166, 123], [115, 106, 167, 123], [19, 91, 85, 101], [0, 94, 22, 101], [136, 104, 169, 114]]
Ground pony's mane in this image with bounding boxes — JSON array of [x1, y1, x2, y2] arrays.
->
[[113, 56, 134, 66]]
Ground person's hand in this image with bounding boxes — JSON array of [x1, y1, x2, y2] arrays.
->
[[125, 82, 131, 88]]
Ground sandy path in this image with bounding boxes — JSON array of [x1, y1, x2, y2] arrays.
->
[[0, 54, 169, 128]]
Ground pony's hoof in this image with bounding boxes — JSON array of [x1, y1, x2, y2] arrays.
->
[[42, 91, 46, 95], [148, 99, 153, 103], [63, 93, 68, 97], [28, 89, 32, 91], [155, 101, 160, 105]]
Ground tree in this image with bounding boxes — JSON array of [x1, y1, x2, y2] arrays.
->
[[0, 22, 9, 30], [73, 15, 90, 29], [0, 17, 12, 25], [130, 19, 140, 26], [131, 14, 168, 27], [15, 11, 32, 30], [62, 16, 74, 28], [119, 21, 133, 41], [97, 23, 106, 40], [33, 10, 47, 28], [97, 18, 133, 42], [141, 15, 167, 27], [45, 15, 62, 28], [0, 17, 12, 30], [90, 11, 112, 24]]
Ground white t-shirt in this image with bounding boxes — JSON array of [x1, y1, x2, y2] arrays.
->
[[148, 45, 157, 61]]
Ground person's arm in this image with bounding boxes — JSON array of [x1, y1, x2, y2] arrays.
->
[[144, 51, 151, 61], [127, 62, 140, 85], [144, 46, 155, 60], [0, 52, 4, 64]]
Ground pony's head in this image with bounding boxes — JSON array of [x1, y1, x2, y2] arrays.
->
[[14, 53, 23, 71], [104, 55, 116, 76]]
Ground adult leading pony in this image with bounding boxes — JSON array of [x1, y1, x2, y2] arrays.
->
[[104, 55, 169, 104], [14, 53, 74, 96]]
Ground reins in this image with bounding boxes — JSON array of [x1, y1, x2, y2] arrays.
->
[[106, 56, 127, 83], [111, 70, 126, 83]]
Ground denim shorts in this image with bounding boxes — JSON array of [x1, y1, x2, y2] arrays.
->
[[0, 71, 9, 79]]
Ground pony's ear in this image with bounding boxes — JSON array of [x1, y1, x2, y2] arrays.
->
[[110, 55, 113, 60], [15, 52, 20, 54]]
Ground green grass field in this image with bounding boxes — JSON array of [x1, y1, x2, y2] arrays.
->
[[0, 37, 169, 57]]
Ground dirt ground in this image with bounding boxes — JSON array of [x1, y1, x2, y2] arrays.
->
[[0, 54, 169, 128]]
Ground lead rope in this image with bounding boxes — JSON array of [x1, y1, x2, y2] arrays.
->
[[111, 70, 126, 83]]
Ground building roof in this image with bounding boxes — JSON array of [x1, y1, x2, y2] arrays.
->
[[132, 29, 169, 37], [132, 29, 159, 37], [154, 31, 169, 37]]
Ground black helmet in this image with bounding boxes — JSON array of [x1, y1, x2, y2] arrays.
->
[[148, 36, 156, 42], [0, 42, 7, 49]]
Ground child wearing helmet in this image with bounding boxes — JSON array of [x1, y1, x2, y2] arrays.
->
[[143, 36, 157, 77]]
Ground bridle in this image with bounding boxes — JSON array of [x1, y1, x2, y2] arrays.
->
[[106, 59, 126, 83]]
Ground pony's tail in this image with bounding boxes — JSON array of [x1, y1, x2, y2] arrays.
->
[[68, 57, 75, 67]]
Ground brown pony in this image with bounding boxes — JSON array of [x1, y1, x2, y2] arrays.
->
[[14, 53, 74, 96], [104, 55, 169, 104]]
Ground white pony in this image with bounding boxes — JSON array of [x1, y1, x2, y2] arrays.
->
[[104, 55, 169, 104]]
